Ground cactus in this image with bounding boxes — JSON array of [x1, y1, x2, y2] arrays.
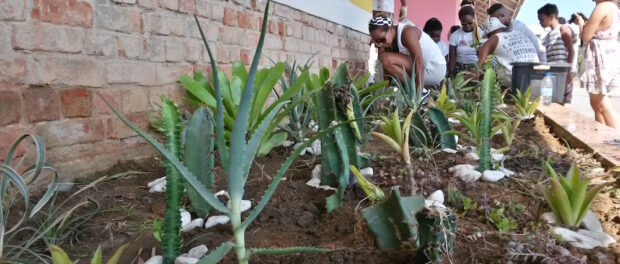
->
[[361, 188, 425, 249], [159, 97, 184, 263], [184, 108, 215, 217], [478, 68, 495, 172], [416, 207, 457, 263]]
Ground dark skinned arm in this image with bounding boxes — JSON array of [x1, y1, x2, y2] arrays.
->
[[476, 35, 498, 78], [560, 25, 574, 86], [401, 26, 425, 88], [448, 45, 457, 77]]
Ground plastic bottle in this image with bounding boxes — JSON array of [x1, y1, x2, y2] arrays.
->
[[540, 72, 553, 106]]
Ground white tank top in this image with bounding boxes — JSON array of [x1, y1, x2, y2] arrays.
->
[[396, 22, 447, 66], [494, 30, 540, 75]]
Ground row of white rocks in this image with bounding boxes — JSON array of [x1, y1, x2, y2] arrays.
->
[[541, 211, 617, 249]]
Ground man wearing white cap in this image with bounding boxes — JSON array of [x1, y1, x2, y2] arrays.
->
[[477, 17, 540, 87]]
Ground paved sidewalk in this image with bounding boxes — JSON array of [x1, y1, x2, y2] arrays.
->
[[565, 79, 620, 122]]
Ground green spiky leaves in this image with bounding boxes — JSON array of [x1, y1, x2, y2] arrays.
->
[[371, 109, 414, 164], [512, 87, 540, 119], [540, 162, 605, 227]]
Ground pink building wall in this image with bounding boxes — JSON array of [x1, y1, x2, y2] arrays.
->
[[395, 0, 460, 42]]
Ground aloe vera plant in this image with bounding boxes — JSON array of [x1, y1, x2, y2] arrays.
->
[[50, 244, 127, 264], [0, 134, 59, 262], [540, 162, 604, 227], [105, 2, 337, 262], [512, 87, 540, 119], [371, 109, 414, 164]]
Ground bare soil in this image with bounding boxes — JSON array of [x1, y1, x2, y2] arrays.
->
[[41, 116, 618, 263]]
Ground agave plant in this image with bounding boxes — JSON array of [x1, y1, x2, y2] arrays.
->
[[275, 60, 316, 143], [0, 134, 59, 263], [512, 87, 540, 120], [353, 73, 390, 115], [393, 67, 426, 112], [104, 2, 339, 263], [432, 84, 461, 118], [540, 162, 604, 227], [50, 244, 127, 264]]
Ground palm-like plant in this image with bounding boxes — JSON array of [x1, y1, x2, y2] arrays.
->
[[512, 87, 540, 120], [540, 162, 604, 227], [371, 109, 414, 164]]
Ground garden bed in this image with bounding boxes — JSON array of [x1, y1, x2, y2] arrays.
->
[[49, 116, 619, 263]]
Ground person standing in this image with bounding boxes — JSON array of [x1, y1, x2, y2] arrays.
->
[[477, 17, 540, 87], [423, 18, 449, 61], [487, 3, 547, 62], [538, 4, 575, 104], [373, 0, 407, 20], [575, 0, 619, 128], [448, 5, 483, 76], [369, 17, 447, 89]]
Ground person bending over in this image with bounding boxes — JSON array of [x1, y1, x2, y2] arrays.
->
[[369, 17, 447, 89], [538, 3, 575, 104], [423, 17, 449, 61], [449, 5, 483, 77], [487, 3, 547, 62], [477, 17, 539, 87]]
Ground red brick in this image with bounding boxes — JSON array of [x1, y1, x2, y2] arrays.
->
[[155, 63, 193, 85], [36, 119, 105, 148], [137, 0, 157, 9], [178, 0, 195, 14], [121, 87, 150, 113], [240, 48, 251, 65], [0, 91, 21, 126], [217, 46, 230, 63], [94, 89, 121, 115], [277, 21, 285, 36], [12, 23, 83, 53], [268, 20, 278, 34], [60, 88, 93, 118], [105, 112, 149, 139], [222, 8, 236, 26], [22, 88, 60, 123], [30, 56, 103, 87], [31, 0, 93, 28], [0, 125, 33, 159], [237, 11, 251, 29], [0, 0, 26, 21], [159, 0, 178, 10], [0, 57, 27, 82]]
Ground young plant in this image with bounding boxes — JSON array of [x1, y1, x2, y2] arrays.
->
[[276, 60, 315, 143], [393, 67, 426, 112], [350, 165, 385, 203], [499, 119, 521, 150], [489, 207, 518, 233], [540, 162, 604, 227], [371, 109, 414, 164], [354, 73, 390, 114], [105, 2, 337, 263], [0, 134, 59, 262], [478, 68, 495, 172], [512, 87, 540, 120], [432, 84, 461, 118], [50, 244, 127, 264]]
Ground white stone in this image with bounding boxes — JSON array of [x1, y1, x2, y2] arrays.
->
[[424, 199, 447, 209], [456, 169, 482, 183], [448, 164, 476, 173], [147, 176, 166, 187], [180, 209, 191, 227], [581, 210, 603, 233], [205, 215, 230, 228], [518, 115, 535, 121], [577, 229, 616, 247], [306, 139, 321, 155], [360, 167, 373, 178], [282, 140, 295, 147], [174, 256, 199, 264], [540, 212, 558, 225], [145, 255, 163, 264], [499, 167, 515, 177], [227, 200, 252, 213], [308, 120, 318, 132], [181, 218, 204, 232], [442, 148, 457, 154], [305, 178, 337, 191], [214, 190, 229, 199], [481, 170, 505, 182], [311, 164, 321, 179], [448, 117, 460, 124], [465, 152, 480, 161], [186, 245, 209, 259], [553, 227, 602, 249], [426, 190, 444, 204], [56, 183, 75, 193], [491, 153, 504, 162], [457, 145, 476, 154]]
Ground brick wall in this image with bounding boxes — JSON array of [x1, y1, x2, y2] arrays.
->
[[0, 0, 370, 181]]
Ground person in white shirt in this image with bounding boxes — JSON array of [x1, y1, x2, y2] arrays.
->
[[423, 17, 449, 62], [369, 17, 447, 88], [487, 3, 547, 62], [373, 0, 407, 20], [478, 17, 540, 87], [448, 5, 483, 77]]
